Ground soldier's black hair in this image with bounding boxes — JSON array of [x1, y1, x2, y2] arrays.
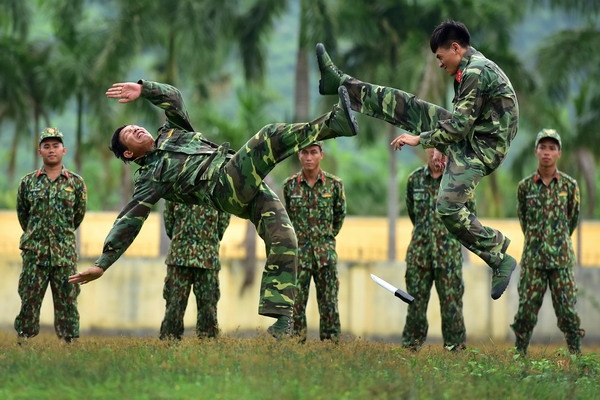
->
[[109, 125, 132, 163], [429, 20, 471, 52]]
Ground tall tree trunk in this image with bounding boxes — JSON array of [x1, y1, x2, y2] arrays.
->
[[75, 92, 83, 174], [294, 47, 309, 122], [8, 126, 20, 181], [576, 148, 596, 217], [33, 109, 40, 171]]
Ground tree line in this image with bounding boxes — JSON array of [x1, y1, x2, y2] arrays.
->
[[1, 0, 599, 219]]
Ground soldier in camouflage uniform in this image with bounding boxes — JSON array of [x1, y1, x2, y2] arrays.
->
[[160, 201, 231, 340], [316, 20, 519, 300], [15, 128, 87, 343], [511, 129, 584, 355], [283, 142, 346, 342], [402, 148, 475, 351], [69, 80, 358, 337]]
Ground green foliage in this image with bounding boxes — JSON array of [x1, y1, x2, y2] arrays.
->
[[2, 0, 600, 218], [2, 332, 600, 399]]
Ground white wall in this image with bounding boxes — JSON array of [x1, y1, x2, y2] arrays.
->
[[1, 257, 598, 345]]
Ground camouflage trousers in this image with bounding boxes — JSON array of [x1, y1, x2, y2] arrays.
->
[[511, 267, 584, 353], [341, 77, 510, 268], [14, 252, 80, 340], [402, 259, 466, 350], [211, 114, 339, 318], [160, 265, 220, 340], [293, 256, 341, 341]]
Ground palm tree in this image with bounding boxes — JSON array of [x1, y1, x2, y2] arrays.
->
[[541, 43, 600, 216], [0, 38, 41, 179], [0, 0, 56, 174], [512, 6, 600, 217]]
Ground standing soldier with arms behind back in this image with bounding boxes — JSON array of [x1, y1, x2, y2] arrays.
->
[[402, 148, 475, 351], [160, 202, 230, 340], [15, 128, 87, 344], [511, 129, 585, 355], [283, 141, 346, 342]]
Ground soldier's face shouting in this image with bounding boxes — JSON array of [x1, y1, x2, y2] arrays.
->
[[119, 125, 155, 159]]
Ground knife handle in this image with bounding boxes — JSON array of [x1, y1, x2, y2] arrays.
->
[[394, 289, 415, 304]]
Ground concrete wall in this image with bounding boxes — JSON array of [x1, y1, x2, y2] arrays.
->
[[3, 211, 600, 266], [2, 257, 598, 345]]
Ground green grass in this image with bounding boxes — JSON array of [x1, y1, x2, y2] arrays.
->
[[1, 332, 599, 400]]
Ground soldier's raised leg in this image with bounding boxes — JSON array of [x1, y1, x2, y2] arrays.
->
[[215, 87, 357, 209], [317, 43, 452, 133]]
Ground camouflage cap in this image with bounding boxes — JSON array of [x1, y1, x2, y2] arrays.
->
[[535, 128, 561, 149], [301, 141, 323, 151], [39, 127, 64, 144]]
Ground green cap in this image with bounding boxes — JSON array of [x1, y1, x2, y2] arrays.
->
[[39, 127, 64, 144], [301, 141, 323, 150], [535, 128, 561, 149]]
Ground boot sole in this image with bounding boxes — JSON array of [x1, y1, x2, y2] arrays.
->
[[491, 261, 516, 300], [338, 86, 358, 136]]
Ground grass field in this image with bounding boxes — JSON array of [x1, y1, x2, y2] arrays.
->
[[1, 332, 599, 400]]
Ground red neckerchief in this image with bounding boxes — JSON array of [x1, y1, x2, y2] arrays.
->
[[36, 167, 69, 179], [533, 169, 560, 184], [297, 170, 325, 184], [455, 69, 463, 83]]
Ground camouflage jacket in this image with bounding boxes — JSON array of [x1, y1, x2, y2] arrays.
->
[[405, 165, 475, 268], [163, 201, 231, 269], [96, 80, 232, 270], [283, 170, 346, 266], [17, 166, 87, 266], [420, 47, 519, 170], [517, 170, 580, 269]]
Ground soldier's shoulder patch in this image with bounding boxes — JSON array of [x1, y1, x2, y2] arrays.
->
[[283, 174, 298, 184], [323, 171, 343, 182]]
